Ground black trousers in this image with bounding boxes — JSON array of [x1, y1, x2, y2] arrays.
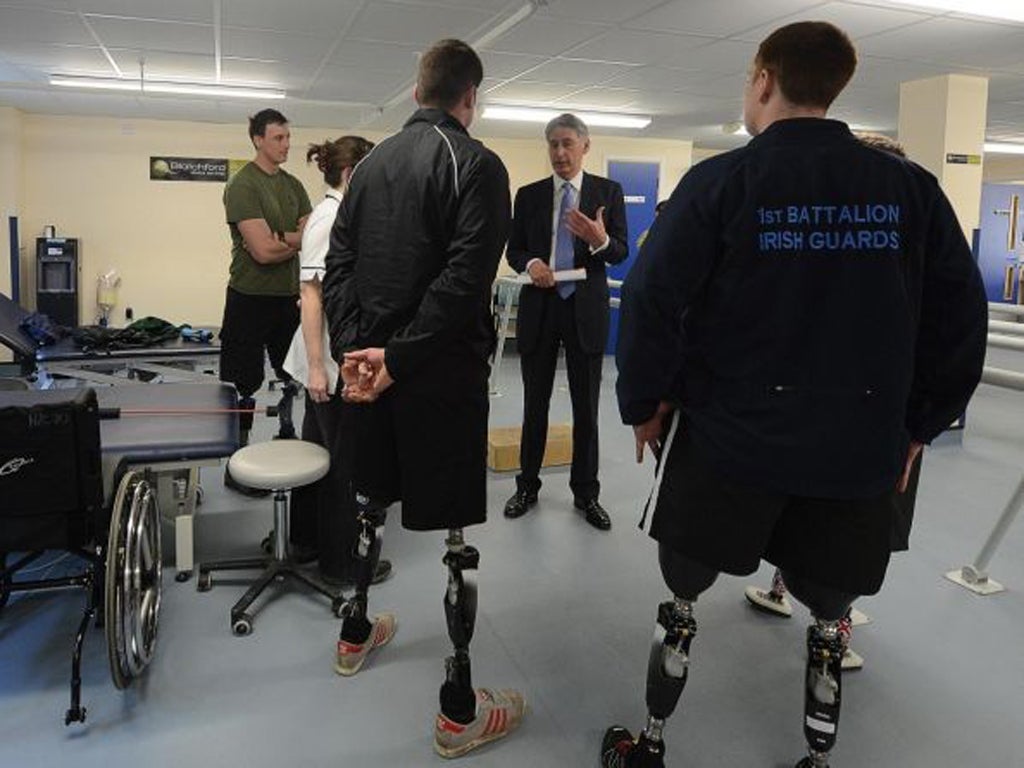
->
[[289, 392, 357, 580], [659, 544, 856, 621], [517, 292, 602, 502]]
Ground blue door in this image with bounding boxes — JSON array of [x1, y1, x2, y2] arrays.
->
[[605, 160, 660, 354], [977, 183, 1024, 302]]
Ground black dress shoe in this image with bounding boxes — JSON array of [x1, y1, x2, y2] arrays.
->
[[575, 498, 611, 531], [504, 490, 538, 518]]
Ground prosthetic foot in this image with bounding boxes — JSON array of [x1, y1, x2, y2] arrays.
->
[[601, 727, 665, 768], [336, 504, 394, 676], [744, 569, 793, 617], [433, 530, 524, 758], [602, 599, 695, 767], [796, 619, 845, 768]]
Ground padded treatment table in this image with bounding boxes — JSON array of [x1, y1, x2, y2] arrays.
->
[[0, 291, 220, 387]]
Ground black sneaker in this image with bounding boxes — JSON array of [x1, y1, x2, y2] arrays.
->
[[601, 727, 665, 768], [503, 490, 538, 519], [223, 466, 271, 498]]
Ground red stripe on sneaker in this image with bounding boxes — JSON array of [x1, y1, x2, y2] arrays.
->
[[437, 715, 466, 735], [484, 709, 496, 735], [337, 640, 363, 655]]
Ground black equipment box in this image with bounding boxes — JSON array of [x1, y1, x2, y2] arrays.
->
[[0, 388, 103, 550]]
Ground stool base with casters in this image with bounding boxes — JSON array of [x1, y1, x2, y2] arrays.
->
[[196, 440, 347, 633]]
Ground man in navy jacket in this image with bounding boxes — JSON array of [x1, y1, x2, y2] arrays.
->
[[602, 20, 986, 768]]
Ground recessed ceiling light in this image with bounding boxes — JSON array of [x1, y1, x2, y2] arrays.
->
[[50, 75, 286, 100], [984, 142, 1024, 155]]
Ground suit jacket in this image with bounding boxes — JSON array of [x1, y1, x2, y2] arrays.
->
[[507, 172, 628, 355]]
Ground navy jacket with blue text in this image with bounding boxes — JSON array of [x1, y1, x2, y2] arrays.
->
[[616, 118, 987, 499]]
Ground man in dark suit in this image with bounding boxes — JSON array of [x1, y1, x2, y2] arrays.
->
[[503, 113, 628, 530]]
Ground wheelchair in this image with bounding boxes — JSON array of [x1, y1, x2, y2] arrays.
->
[[0, 388, 161, 725]]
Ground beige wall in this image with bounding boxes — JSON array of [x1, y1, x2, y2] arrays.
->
[[0, 107, 23, 362], [17, 113, 692, 326], [0, 106, 22, 301]]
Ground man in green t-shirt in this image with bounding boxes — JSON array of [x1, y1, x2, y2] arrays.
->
[[220, 108, 312, 489]]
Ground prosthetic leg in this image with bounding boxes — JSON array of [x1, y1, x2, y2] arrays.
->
[[796, 619, 845, 768], [434, 529, 524, 759], [224, 395, 271, 497], [267, 381, 298, 440], [602, 599, 696, 768], [440, 528, 479, 724], [335, 499, 395, 676]]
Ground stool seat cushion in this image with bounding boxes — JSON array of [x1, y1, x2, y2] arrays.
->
[[228, 439, 330, 490]]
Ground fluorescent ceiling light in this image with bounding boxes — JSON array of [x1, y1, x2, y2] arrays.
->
[[482, 105, 651, 129], [50, 75, 285, 99], [875, 1, 1024, 23], [984, 142, 1024, 155]]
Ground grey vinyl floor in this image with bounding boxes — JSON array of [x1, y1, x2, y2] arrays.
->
[[2, 350, 1023, 768]]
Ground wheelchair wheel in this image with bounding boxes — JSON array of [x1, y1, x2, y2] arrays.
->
[[105, 471, 162, 690]]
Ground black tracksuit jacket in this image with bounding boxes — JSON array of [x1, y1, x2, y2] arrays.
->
[[322, 108, 511, 381], [616, 118, 987, 498]]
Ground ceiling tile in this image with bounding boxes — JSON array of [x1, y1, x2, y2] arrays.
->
[[304, 66, 409, 104], [625, 0, 830, 37], [480, 51, 548, 80], [0, 7, 93, 45], [552, 86, 646, 110], [542, 0, 669, 25], [519, 58, 637, 88], [77, 0, 213, 24], [221, 0, 362, 37], [733, 0, 933, 42], [109, 50, 215, 81], [328, 40, 421, 75], [221, 28, 334, 65], [486, 79, 586, 105], [2, 42, 113, 74], [347, 1, 496, 47], [677, 40, 759, 76], [488, 16, 611, 57], [856, 16, 1024, 62], [567, 30, 714, 67], [87, 17, 214, 56]]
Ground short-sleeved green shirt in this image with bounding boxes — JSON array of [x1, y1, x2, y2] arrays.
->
[[223, 161, 312, 296]]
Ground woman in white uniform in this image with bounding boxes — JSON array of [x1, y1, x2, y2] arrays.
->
[[285, 135, 386, 585]]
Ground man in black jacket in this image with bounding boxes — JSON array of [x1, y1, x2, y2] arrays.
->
[[503, 113, 628, 530], [601, 21, 987, 768], [321, 39, 524, 758]]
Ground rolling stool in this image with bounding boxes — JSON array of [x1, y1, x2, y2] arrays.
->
[[197, 439, 346, 634]]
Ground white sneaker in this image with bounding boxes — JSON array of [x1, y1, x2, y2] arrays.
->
[[744, 585, 793, 617], [841, 647, 864, 671], [848, 607, 871, 626]]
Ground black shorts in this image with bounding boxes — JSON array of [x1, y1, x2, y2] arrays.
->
[[351, 352, 489, 532], [219, 287, 299, 397], [645, 414, 896, 596]]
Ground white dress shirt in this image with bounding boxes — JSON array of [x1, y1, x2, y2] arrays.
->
[[525, 171, 610, 274]]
